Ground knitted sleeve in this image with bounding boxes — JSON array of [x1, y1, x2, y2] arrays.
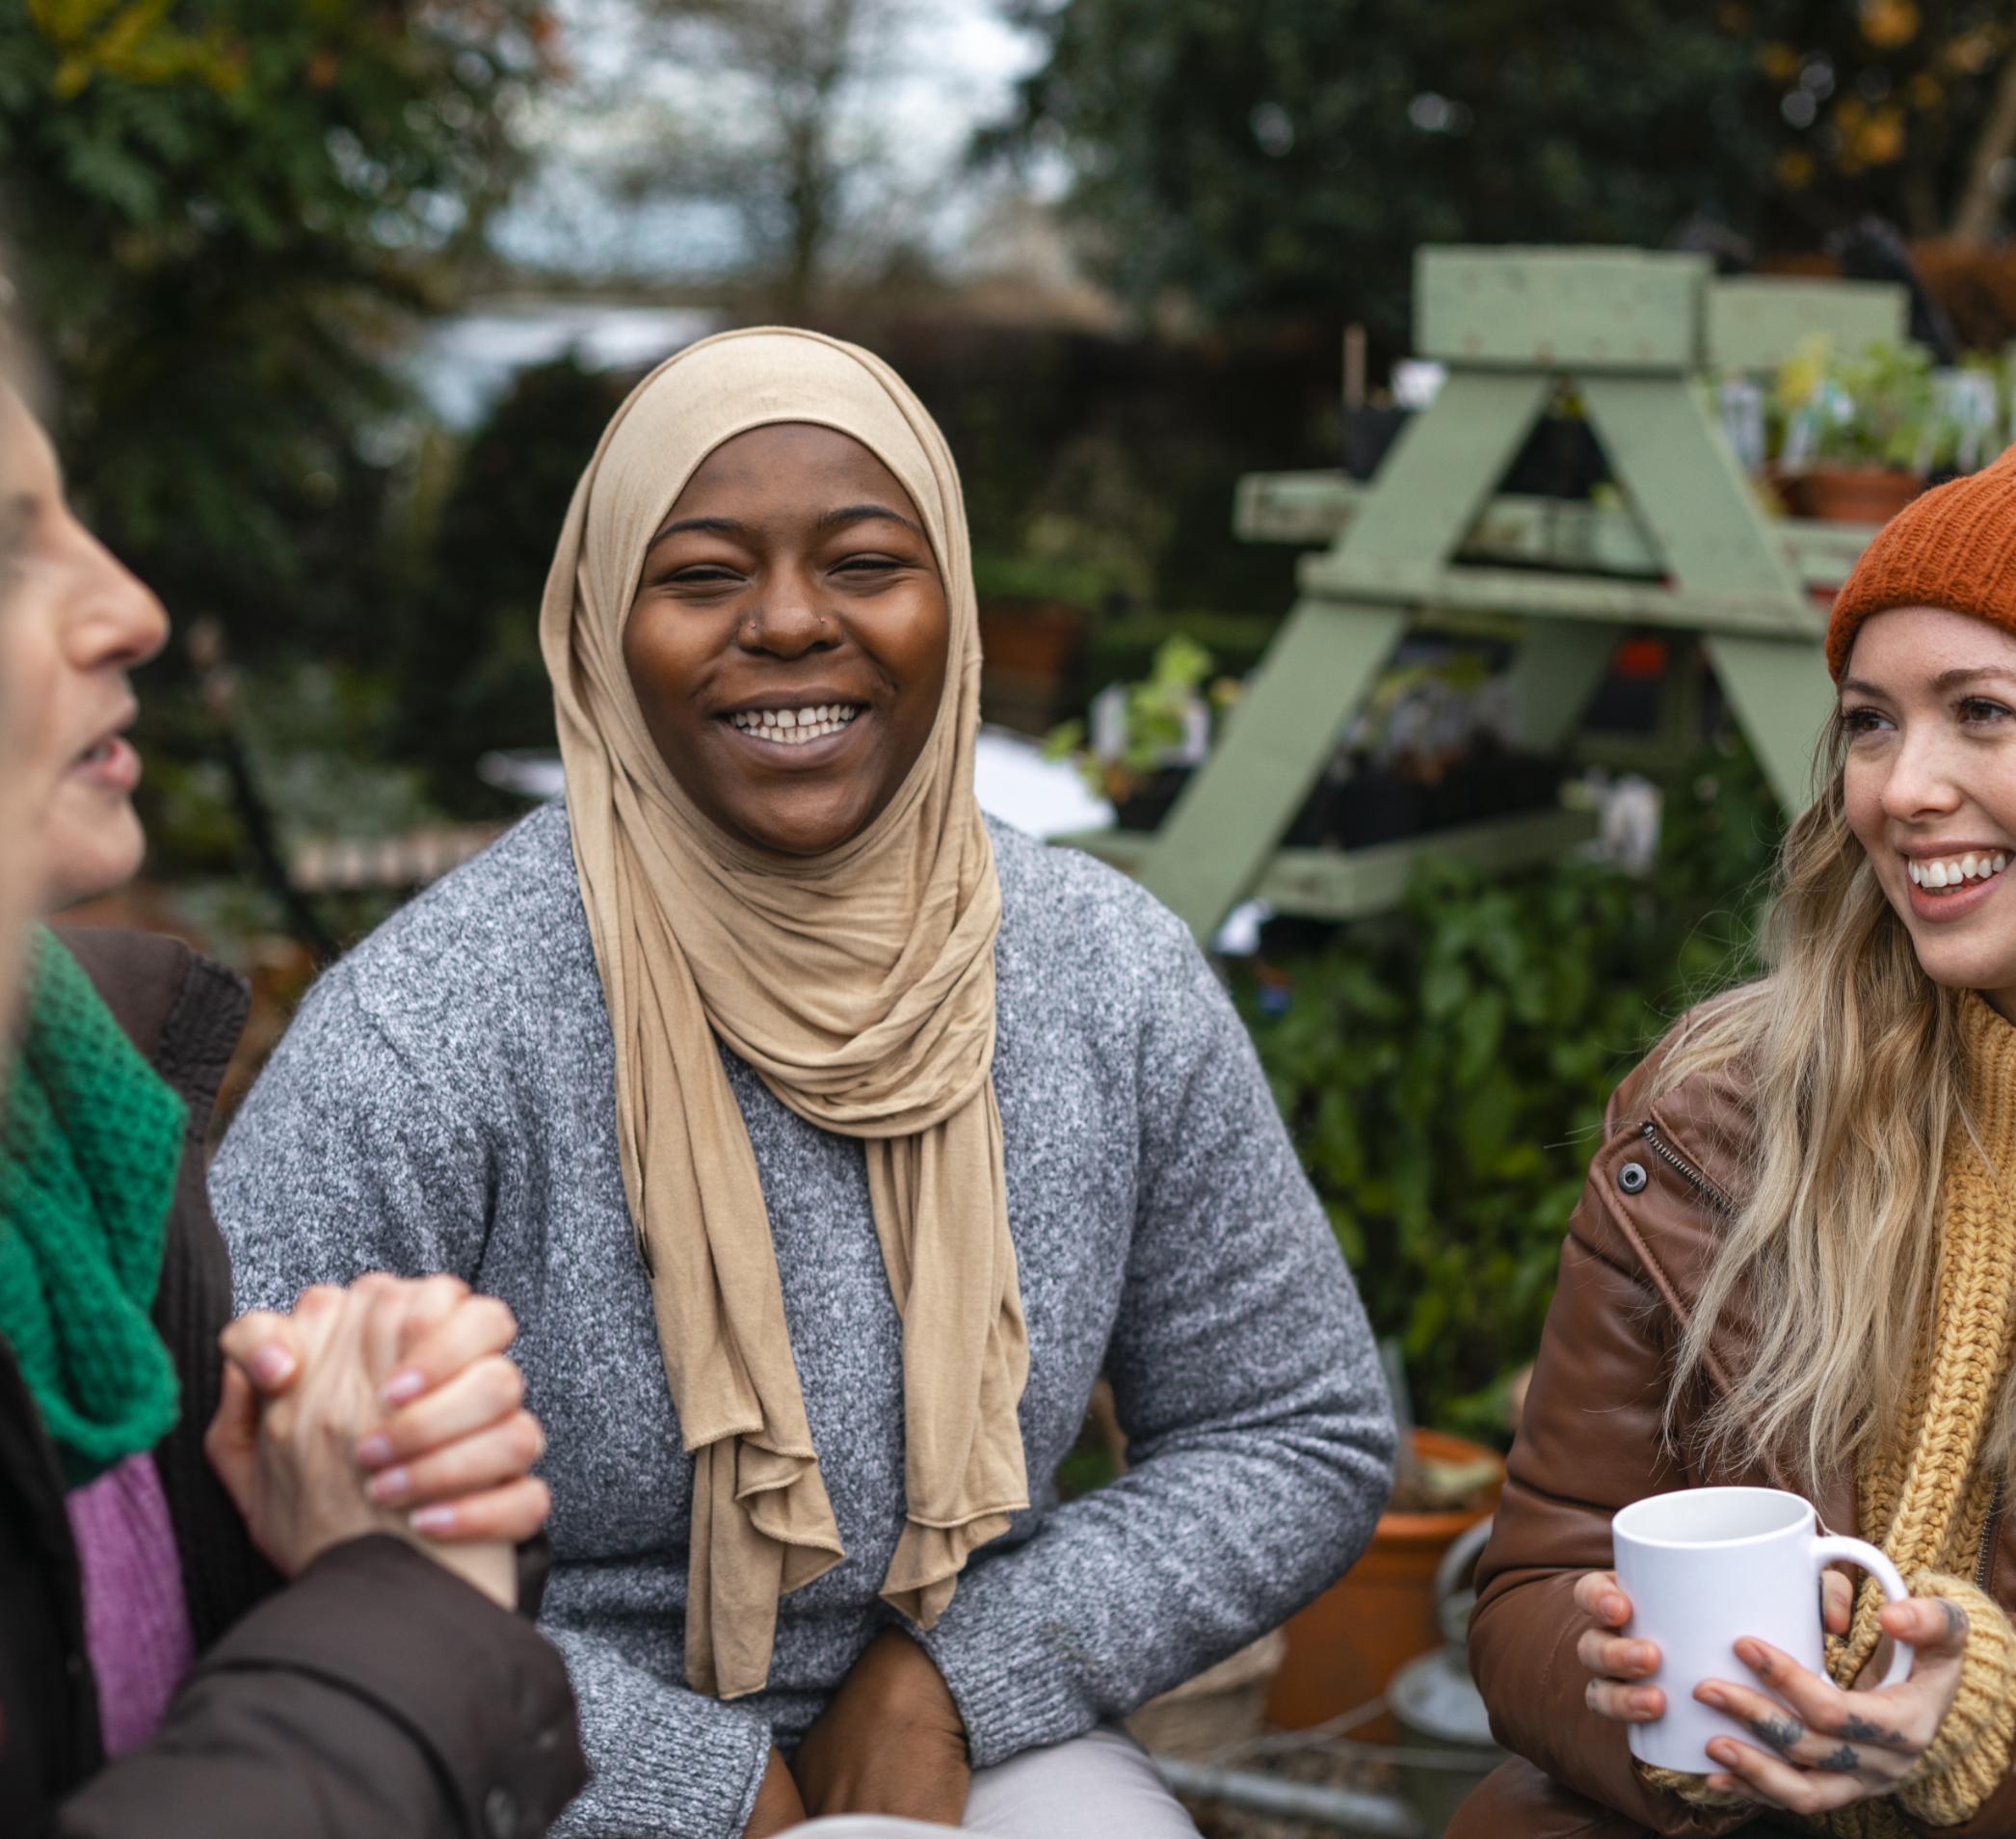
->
[[1632, 1760, 1749, 1811], [1895, 1570, 2016, 1828]]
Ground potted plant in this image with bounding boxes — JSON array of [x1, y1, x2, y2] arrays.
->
[[1262, 1424, 1505, 1739], [1046, 634, 1238, 828], [1773, 336, 1932, 522]]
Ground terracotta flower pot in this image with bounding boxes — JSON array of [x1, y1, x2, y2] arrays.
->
[[1263, 1426, 1505, 1740], [977, 600, 1084, 733], [1783, 466, 1923, 525], [976, 600, 1083, 679]]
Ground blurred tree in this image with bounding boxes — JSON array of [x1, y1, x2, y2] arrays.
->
[[637, 0, 899, 310], [1743, 1, 2014, 245], [994, 0, 2016, 338], [623, 0, 914, 311], [0, 0, 551, 664], [400, 355, 626, 813]]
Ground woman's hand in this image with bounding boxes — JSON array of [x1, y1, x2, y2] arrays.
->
[[218, 1273, 549, 1545], [1697, 1595, 1971, 1814], [744, 1748, 809, 1838], [205, 1280, 412, 1575], [1574, 1570, 1667, 1723], [205, 1275, 546, 1606], [1575, 1568, 1856, 1727], [790, 1629, 969, 1825]]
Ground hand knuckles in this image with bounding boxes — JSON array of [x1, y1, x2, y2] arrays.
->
[[478, 1355, 525, 1407], [471, 1295, 518, 1345], [505, 1412, 544, 1462]]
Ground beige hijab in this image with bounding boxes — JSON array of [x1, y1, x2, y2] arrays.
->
[[538, 328, 1029, 1700]]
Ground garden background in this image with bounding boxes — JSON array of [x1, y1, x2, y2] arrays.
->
[[13, 0, 2016, 1437]]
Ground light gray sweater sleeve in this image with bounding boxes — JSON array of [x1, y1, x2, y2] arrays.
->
[[915, 918, 1395, 1767], [544, 1628, 771, 1839], [212, 973, 494, 1304], [210, 969, 780, 1837]]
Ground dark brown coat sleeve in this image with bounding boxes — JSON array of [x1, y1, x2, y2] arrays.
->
[[1469, 1233, 1738, 1836], [1466, 1057, 1750, 1839], [58, 1535, 586, 1839]]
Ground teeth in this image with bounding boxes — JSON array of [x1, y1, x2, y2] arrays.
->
[[729, 706, 860, 746], [1909, 853, 2010, 888]]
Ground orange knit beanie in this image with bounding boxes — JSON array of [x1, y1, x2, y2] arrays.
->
[[1827, 442, 2016, 679]]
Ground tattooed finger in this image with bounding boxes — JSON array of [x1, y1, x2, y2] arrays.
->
[[1837, 1715, 1907, 1746], [1747, 1714, 1805, 1749], [1815, 1744, 1861, 1773]]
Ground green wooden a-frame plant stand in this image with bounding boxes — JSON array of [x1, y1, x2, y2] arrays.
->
[[1069, 247, 1906, 944]]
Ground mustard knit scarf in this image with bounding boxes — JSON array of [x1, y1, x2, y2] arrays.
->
[[1793, 994, 2016, 1835], [1651, 993, 2016, 1833]]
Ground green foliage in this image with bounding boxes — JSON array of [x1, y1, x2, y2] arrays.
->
[[1046, 632, 1251, 801], [1233, 731, 1783, 1439], [398, 356, 628, 813], [995, 0, 2015, 338], [1078, 611, 1282, 695], [1115, 634, 1211, 770], [995, 0, 1767, 336], [0, 0, 544, 660], [1775, 335, 1935, 468]]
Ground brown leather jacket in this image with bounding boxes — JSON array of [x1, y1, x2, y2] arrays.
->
[[1459, 1009, 2016, 1839]]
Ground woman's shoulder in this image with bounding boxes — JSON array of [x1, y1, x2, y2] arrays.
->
[[987, 816, 1196, 973], [1609, 987, 1763, 1133], [293, 800, 600, 1058], [1578, 987, 1764, 1266]]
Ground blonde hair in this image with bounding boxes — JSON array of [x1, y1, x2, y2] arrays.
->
[[1655, 721, 2013, 1487]]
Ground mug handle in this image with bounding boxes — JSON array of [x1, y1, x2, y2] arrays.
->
[[1811, 1534, 1916, 1689]]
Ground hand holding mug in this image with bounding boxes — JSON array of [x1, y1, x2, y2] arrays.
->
[[1692, 1596, 1971, 1815], [1575, 1566, 1856, 1724], [1579, 1486, 1970, 1816]]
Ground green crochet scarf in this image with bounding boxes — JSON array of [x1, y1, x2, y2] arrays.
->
[[0, 929, 184, 1486]]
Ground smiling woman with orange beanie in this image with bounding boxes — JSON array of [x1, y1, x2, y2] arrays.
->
[[1451, 449, 2016, 1838]]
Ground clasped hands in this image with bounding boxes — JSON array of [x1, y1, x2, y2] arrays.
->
[[204, 1272, 550, 1608], [745, 1629, 971, 1835], [1575, 1567, 1970, 1817]]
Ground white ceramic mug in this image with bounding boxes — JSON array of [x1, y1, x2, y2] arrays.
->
[[1610, 1486, 1915, 1772]]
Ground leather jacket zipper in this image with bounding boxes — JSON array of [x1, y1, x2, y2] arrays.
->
[[1978, 1479, 2004, 1589], [1638, 1120, 1736, 1215], [1634, 1121, 2009, 1584]]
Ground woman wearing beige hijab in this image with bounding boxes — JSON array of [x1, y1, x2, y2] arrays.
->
[[214, 329, 1394, 1836]]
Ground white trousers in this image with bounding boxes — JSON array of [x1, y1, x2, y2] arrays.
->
[[788, 1725, 1201, 1838]]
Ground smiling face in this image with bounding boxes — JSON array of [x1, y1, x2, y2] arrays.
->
[[621, 421, 950, 857], [1841, 604, 2016, 1015], [0, 386, 168, 915]]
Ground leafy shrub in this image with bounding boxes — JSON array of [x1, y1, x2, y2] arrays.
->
[[1232, 732, 1785, 1440]]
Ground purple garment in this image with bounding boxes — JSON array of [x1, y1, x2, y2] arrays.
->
[[64, 1450, 194, 1755]]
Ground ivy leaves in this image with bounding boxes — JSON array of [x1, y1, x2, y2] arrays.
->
[[1236, 735, 1780, 1436]]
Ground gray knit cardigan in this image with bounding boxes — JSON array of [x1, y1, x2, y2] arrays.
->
[[211, 801, 1393, 1839]]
